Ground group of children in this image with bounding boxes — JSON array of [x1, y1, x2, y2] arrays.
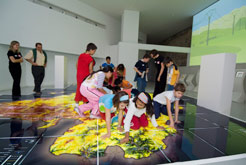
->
[[74, 43, 186, 143], [134, 50, 180, 94]]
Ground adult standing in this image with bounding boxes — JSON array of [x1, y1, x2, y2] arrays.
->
[[150, 49, 167, 97], [7, 41, 23, 100], [25, 43, 47, 95], [74, 43, 97, 112]]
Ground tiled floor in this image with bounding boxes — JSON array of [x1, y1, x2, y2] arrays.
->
[[0, 85, 245, 165], [159, 81, 246, 122], [0, 85, 55, 96]]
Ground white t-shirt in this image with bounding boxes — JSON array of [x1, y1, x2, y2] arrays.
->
[[124, 98, 158, 132], [82, 71, 105, 89], [153, 90, 179, 105]]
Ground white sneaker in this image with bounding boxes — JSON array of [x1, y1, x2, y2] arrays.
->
[[74, 107, 85, 117], [90, 114, 101, 119]]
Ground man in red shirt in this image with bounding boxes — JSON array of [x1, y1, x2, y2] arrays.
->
[[74, 43, 97, 112]]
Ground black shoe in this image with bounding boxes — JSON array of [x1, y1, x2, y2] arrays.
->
[[12, 95, 21, 101]]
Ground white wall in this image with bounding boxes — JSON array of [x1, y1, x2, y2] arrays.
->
[[0, 0, 121, 58], [0, 0, 121, 91], [43, 0, 120, 46], [109, 45, 119, 67]]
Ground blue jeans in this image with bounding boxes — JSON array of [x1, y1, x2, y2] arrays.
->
[[153, 101, 174, 119], [167, 84, 174, 91], [136, 77, 147, 92]]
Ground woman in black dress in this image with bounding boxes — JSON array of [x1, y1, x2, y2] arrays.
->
[[150, 49, 167, 97], [7, 41, 23, 100]]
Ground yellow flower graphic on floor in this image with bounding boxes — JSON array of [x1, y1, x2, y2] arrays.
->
[[0, 93, 177, 159]]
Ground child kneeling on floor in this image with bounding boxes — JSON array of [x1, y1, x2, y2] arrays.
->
[[76, 66, 113, 118], [99, 91, 129, 139], [120, 92, 164, 144], [153, 83, 185, 129]]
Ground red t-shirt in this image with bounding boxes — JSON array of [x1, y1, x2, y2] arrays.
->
[[76, 53, 94, 82]]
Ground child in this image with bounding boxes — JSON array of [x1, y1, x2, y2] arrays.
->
[[114, 77, 132, 89], [150, 49, 167, 97], [110, 64, 126, 86], [74, 43, 97, 112], [102, 77, 123, 94], [101, 56, 114, 69], [113, 77, 136, 98], [76, 66, 113, 118], [153, 83, 186, 129], [164, 57, 180, 91], [134, 54, 151, 92], [120, 92, 164, 144], [99, 91, 129, 139]]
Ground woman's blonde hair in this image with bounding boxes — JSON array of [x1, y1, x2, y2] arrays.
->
[[9, 41, 20, 53]]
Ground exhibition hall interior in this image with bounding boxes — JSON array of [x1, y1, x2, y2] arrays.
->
[[0, 0, 245, 164]]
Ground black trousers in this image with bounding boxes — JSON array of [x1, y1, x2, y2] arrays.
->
[[32, 66, 45, 93], [9, 66, 21, 97], [153, 68, 167, 97]]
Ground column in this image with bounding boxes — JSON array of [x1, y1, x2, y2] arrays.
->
[[197, 53, 236, 115], [119, 10, 140, 84], [54, 55, 67, 89]]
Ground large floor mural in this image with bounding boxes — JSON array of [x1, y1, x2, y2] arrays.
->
[[0, 91, 245, 164], [0, 93, 176, 162]]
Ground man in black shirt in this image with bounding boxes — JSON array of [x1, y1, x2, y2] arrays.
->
[[150, 49, 167, 97], [134, 54, 151, 92]]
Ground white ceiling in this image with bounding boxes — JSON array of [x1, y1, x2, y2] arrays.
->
[[78, 0, 218, 44]]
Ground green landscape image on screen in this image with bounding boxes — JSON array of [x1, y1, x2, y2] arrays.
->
[[190, 0, 246, 66]]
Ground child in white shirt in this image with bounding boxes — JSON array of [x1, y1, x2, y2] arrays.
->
[[153, 83, 185, 129], [120, 92, 164, 144]]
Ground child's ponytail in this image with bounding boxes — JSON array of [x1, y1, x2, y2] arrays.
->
[[143, 92, 154, 117]]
